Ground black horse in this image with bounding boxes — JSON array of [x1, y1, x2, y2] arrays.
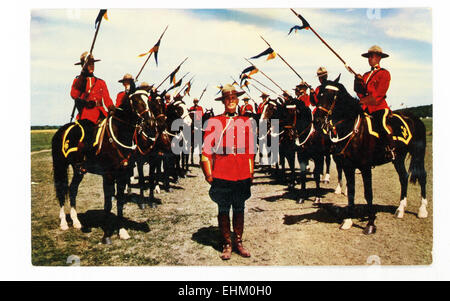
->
[[316, 79, 428, 234], [51, 89, 156, 244]]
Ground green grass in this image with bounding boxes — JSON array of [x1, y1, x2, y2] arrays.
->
[[31, 130, 57, 152]]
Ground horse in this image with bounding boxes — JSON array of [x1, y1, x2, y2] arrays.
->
[[159, 98, 192, 190], [51, 89, 156, 244], [188, 108, 215, 167], [315, 78, 428, 234], [127, 94, 166, 209]]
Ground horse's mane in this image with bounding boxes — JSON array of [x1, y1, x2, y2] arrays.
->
[[331, 82, 363, 120]]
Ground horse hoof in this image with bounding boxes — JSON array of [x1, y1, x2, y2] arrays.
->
[[395, 208, 404, 219], [339, 218, 353, 230], [313, 198, 321, 205], [150, 202, 157, 209], [119, 228, 131, 240], [296, 198, 304, 205], [102, 237, 112, 245], [155, 185, 161, 194], [139, 203, 146, 210], [363, 225, 377, 235], [73, 221, 82, 229], [418, 208, 428, 219], [60, 223, 69, 231]]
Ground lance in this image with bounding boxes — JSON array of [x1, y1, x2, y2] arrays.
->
[[290, 8, 357, 76], [156, 57, 189, 90], [198, 84, 208, 101], [71, 9, 107, 122], [259, 35, 312, 88], [244, 58, 286, 94], [135, 25, 169, 81], [248, 75, 279, 96], [231, 76, 256, 105]]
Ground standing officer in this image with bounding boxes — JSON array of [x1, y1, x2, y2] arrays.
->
[[70, 51, 114, 173], [115, 73, 136, 107], [354, 45, 395, 159], [201, 84, 255, 260]]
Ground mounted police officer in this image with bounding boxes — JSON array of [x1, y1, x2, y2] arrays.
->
[[354, 45, 395, 160], [70, 51, 114, 173], [115, 73, 136, 107], [294, 81, 312, 109], [310, 66, 328, 106], [239, 97, 254, 117], [256, 92, 270, 115], [201, 84, 255, 260]]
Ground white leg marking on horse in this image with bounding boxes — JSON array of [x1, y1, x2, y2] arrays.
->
[[70, 207, 82, 229], [340, 218, 353, 230], [335, 183, 342, 195], [324, 173, 330, 183], [59, 207, 69, 231], [155, 185, 161, 194], [119, 228, 131, 240], [314, 197, 321, 204], [395, 198, 407, 219], [418, 198, 428, 219]]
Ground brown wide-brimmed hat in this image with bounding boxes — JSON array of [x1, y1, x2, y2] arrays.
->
[[214, 84, 245, 101], [242, 97, 250, 102], [138, 81, 153, 91], [193, 98, 199, 103], [118, 73, 135, 83], [293, 81, 308, 91], [317, 66, 328, 78], [260, 92, 269, 98], [74, 51, 100, 66], [361, 45, 389, 58]]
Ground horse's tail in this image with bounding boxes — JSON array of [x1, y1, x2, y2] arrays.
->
[[51, 129, 69, 205], [408, 116, 427, 184]]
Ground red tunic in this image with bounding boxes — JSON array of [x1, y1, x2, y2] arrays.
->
[[357, 67, 390, 113], [297, 93, 311, 107], [256, 101, 268, 114], [240, 104, 254, 116], [189, 105, 204, 121], [202, 114, 255, 181], [71, 76, 113, 124], [115, 91, 127, 107]]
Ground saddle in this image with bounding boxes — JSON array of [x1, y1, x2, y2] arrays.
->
[[365, 112, 412, 145], [62, 118, 108, 158]]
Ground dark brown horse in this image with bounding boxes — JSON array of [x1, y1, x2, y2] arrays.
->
[[51, 89, 155, 244], [316, 79, 428, 234]]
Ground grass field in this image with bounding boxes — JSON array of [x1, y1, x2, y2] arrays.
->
[[31, 119, 433, 266], [31, 129, 57, 152]]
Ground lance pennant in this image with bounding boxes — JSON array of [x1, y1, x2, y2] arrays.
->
[[95, 9, 108, 29], [250, 47, 276, 61]]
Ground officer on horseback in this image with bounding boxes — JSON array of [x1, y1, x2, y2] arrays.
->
[[310, 66, 328, 106], [239, 97, 254, 116], [354, 45, 395, 160], [256, 92, 270, 115], [70, 51, 115, 173], [115, 73, 136, 107], [294, 81, 312, 109], [201, 84, 255, 260]]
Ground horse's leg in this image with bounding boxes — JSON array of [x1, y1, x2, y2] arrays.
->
[[102, 174, 115, 244], [313, 155, 324, 204], [297, 156, 307, 204], [148, 156, 157, 207], [393, 154, 409, 218], [287, 151, 296, 191], [116, 173, 130, 240], [334, 156, 347, 196], [340, 166, 355, 230], [324, 154, 331, 183], [54, 159, 69, 230], [360, 166, 376, 234], [418, 171, 428, 219], [136, 159, 146, 210], [68, 170, 84, 229], [163, 154, 171, 192]]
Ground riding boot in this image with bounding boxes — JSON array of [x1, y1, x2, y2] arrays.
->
[[232, 212, 251, 258], [218, 214, 232, 260]]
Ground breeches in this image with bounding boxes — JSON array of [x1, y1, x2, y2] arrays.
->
[[209, 178, 251, 214]]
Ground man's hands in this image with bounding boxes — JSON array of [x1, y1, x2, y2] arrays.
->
[[201, 155, 213, 184]]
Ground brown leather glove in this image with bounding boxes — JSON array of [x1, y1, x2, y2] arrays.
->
[[107, 106, 116, 116]]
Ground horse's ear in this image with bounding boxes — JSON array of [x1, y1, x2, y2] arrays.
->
[[334, 73, 341, 83]]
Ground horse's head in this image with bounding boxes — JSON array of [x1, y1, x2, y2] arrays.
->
[[128, 89, 158, 140], [149, 95, 168, 132], [261, 98, 281, 120], [166, 99, 192, 127]]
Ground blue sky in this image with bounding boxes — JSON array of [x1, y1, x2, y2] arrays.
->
[[30, 8, 432, 125]]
